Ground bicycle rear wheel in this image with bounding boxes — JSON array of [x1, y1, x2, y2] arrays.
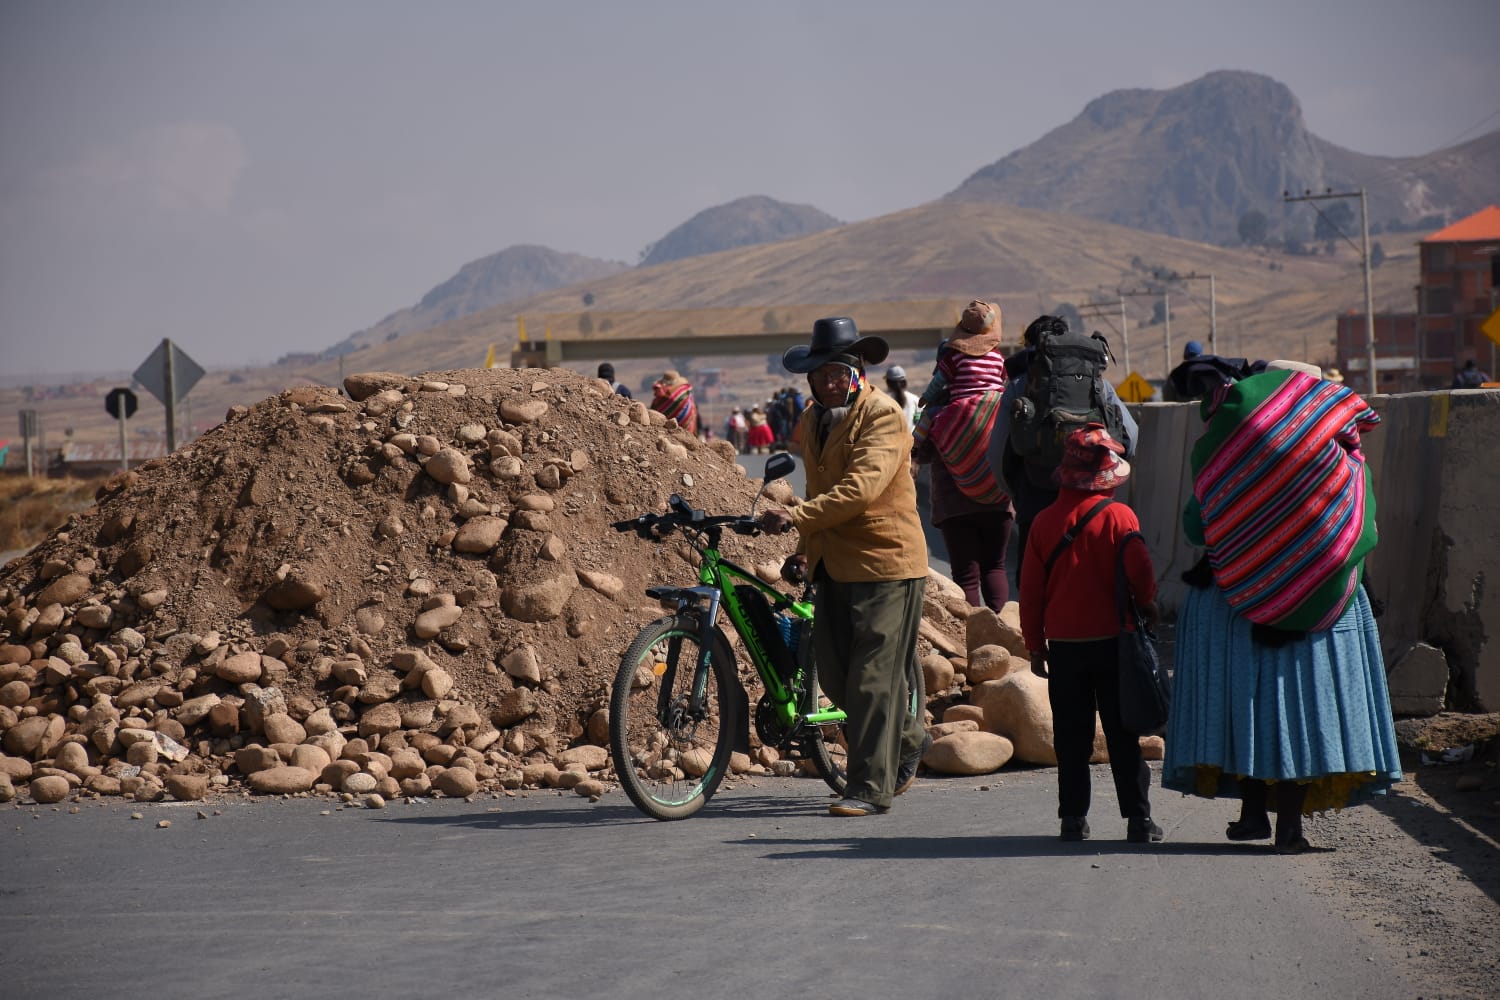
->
[[610, 614, 738, 820], [805, 651, 926, 795]]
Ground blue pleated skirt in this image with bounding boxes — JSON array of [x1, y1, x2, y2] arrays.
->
[[1161, 584, 1403, 812]]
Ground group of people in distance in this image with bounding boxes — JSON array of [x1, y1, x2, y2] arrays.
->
[[597, 361, 813, 455], [752, 306, 1401, 850]]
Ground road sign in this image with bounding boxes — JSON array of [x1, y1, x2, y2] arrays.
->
[[105, 387, 139, 420], [1481, 307, 1500, 348], [18, 410, 37, 437], [1116, 370, 1155, 403], [133, 338, 204, 405]]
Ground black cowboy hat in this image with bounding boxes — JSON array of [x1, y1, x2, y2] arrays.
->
[[781, 316, 889, 373]]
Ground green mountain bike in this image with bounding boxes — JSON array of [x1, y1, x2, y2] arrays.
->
[[608, 453, 924, 821]]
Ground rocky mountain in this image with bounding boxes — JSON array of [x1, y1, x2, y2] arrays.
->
[[946, 70, 1499, 245], [319, 245, 629, 360], [314, 197, 842, 364], [639, 195, 843, 266]]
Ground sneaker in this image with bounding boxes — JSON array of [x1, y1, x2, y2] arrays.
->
[[1127, 817, 1164, 843], [894, 732, 933, 796], [829, 797, 887, 817], [1059, 816, 1090, 841]]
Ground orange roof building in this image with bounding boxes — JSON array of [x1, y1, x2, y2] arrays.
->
[[1422, 205, 1500, 244], [1336, 205, 1499, 390]]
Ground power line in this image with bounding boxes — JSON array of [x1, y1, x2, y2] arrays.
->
[[1285, 189, 1377, 394]]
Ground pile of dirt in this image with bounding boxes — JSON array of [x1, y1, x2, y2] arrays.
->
[[0, 367, 859, 804]]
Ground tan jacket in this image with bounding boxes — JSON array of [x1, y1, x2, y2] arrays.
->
[[791, 384, 928, 582]]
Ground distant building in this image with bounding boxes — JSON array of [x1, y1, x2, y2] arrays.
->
[[51, 441, 170, 478], [1337, 205, 1500, 391]]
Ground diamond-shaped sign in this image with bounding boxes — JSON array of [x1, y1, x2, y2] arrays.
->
[[133, 339, 205, 405], [1116, 370, 1155, 403], [1481, 307, 1500, 349]]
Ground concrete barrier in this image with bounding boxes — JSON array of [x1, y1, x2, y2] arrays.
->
[[1122, 388, 1500, 712]]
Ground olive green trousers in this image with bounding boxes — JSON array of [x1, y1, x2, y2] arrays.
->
[[812, 575, 927, 808]]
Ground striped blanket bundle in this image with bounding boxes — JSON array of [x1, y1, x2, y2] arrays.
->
[[916, 390, 1008, 504], [1191, 369, 1380, 631], [912, 346, 1008, 503], [650, 383, 697, 434], [911, 346, 1009, 504]]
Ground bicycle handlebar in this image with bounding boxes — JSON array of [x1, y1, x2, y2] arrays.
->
[[611, 502, 764, 541]]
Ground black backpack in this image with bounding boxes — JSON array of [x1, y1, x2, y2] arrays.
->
[[1009, 327, 1125, 486]]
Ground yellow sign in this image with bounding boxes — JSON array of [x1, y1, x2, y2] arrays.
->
[[1481, 306, 1500, 348], [1116, 371, 1155, 403]]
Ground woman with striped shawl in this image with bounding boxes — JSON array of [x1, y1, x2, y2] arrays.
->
[[911, 300, 1014, 611], [649, 370, 698, 435], [1162, 360, 1402, 854]]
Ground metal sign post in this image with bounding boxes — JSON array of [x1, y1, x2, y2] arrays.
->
[[18, 409, 38, 478], [105, 387, 139, 472]]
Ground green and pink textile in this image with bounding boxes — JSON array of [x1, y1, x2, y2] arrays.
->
[[1184, 369, 1379, 631]]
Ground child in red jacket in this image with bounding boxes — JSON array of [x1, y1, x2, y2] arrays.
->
[[1020, 422, 1161, 844]]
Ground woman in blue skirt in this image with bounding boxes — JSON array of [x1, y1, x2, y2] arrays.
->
[[1161, 361, 1402, 853]]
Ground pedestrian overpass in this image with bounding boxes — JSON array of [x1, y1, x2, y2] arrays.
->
[[510, 327, 950, 368]]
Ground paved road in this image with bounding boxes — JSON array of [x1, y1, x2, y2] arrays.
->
[[2, 766, 1419, 1000]]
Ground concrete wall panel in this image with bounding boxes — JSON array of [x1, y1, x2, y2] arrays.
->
[[1124, 388, 1498, 710]]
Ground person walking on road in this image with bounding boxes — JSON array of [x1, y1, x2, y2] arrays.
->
[[910, 300, 1014, 612], [1162, 360, 1402, 854], [988, 315, 1138, 592], [757, 316, 931, 817], [884, 365, 918, 430], [1020, 423, 1162, 844]]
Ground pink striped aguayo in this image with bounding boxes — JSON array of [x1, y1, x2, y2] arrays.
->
[[1195, 371, 1379, 629]]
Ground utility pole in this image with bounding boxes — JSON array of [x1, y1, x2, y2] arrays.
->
[[1117, 287, 1168, 377], [1164, 290, 1171, 376], [1171, 272, 1217, 355], [1078, 299, 1129, 373], [1284, 188, 1377, 394]]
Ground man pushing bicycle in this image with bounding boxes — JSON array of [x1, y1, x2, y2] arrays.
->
[[757, 317, 932, 816]]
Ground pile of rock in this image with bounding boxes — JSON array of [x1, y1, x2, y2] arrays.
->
[[0, 368, 798, 807], [0, 364, 1154, 810]]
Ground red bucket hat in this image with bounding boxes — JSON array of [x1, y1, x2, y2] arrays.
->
[[1052, 422, 1130, 491]]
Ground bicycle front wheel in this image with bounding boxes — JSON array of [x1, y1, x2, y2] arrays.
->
[[610, 614, 739, 820]]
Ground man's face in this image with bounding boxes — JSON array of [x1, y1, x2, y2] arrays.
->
[[809, 362, 854, 407]]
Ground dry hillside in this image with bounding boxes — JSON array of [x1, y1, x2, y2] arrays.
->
[[3, 200, 1427, 452], [269, 202, 1417, 384]]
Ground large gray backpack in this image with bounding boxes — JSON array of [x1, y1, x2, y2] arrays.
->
[[1009, 327, 1124, 486]]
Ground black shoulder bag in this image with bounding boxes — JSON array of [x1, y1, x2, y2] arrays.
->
[[1115, 530, 1170, 735]]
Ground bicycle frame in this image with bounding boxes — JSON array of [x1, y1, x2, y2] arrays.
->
[[652, 533, 846, 740]]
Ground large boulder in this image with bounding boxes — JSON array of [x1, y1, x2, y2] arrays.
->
[[965, 644, 1018, 683], [923, 731, 1014, 775], [968, 604, 1027, 658], [973, 672, 1056, 765], [247, 766, 317, 795]]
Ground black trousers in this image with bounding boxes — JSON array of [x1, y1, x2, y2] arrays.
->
[[1045, 638, 1151, 820]]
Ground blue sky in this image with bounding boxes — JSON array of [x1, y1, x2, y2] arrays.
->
[[1, 1, 1496, 376]]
